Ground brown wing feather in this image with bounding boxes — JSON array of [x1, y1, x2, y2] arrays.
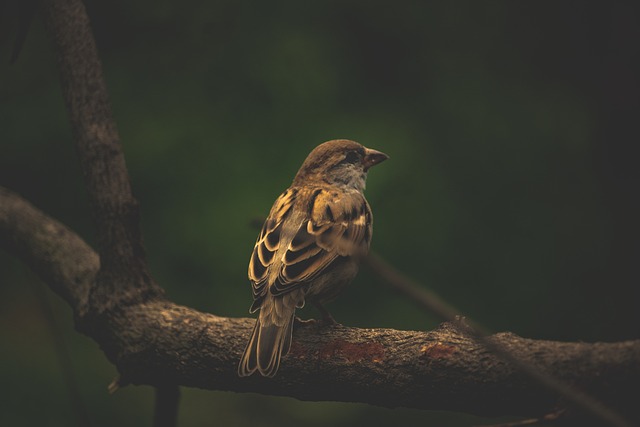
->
[[248, 188, 297, 301], [270, 187, 372, 296]]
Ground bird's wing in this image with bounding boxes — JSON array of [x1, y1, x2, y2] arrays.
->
[[248, 187, 372, 303], [248, 188, 298, 305]]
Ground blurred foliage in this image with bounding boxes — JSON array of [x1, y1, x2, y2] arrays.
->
[[1, 1, 639, 426]]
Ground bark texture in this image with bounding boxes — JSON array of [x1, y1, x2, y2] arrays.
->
[[44, 0, 164, 313]]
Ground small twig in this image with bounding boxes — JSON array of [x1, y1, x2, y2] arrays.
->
[[107, 376, 122, 394], [365, 251, 633, 427], [364, 252, 485, 332], [153, 385, 180, 427]]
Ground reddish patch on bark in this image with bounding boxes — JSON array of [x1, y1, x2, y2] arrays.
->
[[317, 339, 385, 363], [288, 341, 307, 358], [420, 342, 457, 360]]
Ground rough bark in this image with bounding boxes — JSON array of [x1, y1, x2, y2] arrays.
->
[[1, 186, 639, 422], [44, 0, 164, 314]]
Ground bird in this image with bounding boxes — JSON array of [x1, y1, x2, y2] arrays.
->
[[238, 139, 388, 377]]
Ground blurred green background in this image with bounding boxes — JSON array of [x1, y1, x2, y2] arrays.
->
[[1, 1, 639, 426]]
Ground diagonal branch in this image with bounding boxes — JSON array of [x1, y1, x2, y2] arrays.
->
[[0, 186, 94, 312], [365, 253, 634, 427], [1, 186, 639, 423], [43, 0, 163, 314]]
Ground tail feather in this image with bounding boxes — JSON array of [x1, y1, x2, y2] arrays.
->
[[238, 310, 295, 377], [257, 317, 293, 377]]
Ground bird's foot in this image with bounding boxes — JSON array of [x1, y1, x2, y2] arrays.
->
[[320, 312, 339, 326], [312, 301, 340, 327]]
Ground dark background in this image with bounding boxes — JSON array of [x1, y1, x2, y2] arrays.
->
[[1, 1, 639, 426]]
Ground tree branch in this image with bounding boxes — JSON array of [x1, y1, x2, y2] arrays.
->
[[1, 186, 639, 422], [0, 186, 94, 312], [43, 0, 163, 313]]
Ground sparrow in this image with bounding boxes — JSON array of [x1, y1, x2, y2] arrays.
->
[[238, 139, 388, 377]]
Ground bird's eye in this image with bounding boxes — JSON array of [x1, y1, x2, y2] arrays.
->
[[344, 151, 360, 164]]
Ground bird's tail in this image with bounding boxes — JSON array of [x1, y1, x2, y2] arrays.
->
[[238, 296, 296, 377]]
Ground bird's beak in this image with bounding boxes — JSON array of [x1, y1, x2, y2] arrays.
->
[[363, 148, 389, 171]]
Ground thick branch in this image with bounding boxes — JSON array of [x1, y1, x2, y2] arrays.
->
[[103, 302, 640, 420], [43, 0, 162, 312], [1, 186, 639, 422]]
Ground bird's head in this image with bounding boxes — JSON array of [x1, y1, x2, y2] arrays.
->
[[293, 139, 389, 191]]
